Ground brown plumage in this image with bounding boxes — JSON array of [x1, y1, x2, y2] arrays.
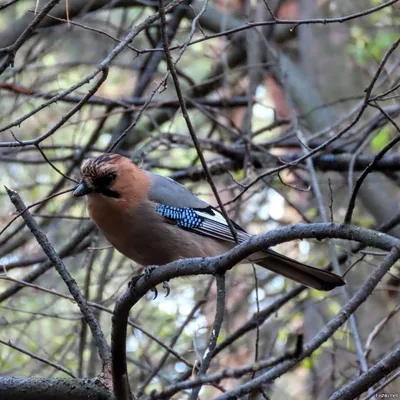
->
[[74, 154, 346, 291]]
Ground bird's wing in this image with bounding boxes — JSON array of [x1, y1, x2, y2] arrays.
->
[[147, 172, 250, 243], [147, 172, 209, 208]]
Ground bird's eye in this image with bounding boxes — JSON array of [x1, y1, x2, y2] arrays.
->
[[93, 173, 116, 188]]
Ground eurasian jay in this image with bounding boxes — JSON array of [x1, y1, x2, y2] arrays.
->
[[73, 153, 345, 291]]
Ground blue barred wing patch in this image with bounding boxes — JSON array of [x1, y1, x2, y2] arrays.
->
[[155, 204, 204, 229], [154, 203, 250, 243]]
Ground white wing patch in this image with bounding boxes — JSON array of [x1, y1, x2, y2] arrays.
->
[[192, 208, 250, 243], [195, 209, 229, 225]]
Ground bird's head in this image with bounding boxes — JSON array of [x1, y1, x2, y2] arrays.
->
[[73, 153, 141, 200]]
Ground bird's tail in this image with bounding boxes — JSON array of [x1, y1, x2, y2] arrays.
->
[[250, 250, 345, 291]]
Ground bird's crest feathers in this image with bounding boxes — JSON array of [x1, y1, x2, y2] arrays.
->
[[81, 153, 123, 179]]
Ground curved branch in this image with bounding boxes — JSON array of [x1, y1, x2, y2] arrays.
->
[[111, 222, 400, 399]]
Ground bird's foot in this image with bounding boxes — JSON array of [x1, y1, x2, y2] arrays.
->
[[128, 274, 141, 289], [143, 267, 170, 299], [144, 266, 157, 299], [144, 265, 156, 280]]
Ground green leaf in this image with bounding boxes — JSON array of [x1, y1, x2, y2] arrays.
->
[[371, 127, 391, 151]]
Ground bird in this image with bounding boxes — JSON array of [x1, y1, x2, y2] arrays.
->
[[73, 153, 345, 291]]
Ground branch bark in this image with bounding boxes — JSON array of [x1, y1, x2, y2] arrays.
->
[[0, 377, 112, 400]]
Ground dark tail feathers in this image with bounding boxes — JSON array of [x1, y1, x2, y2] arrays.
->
[[252, 250, 345, 291]]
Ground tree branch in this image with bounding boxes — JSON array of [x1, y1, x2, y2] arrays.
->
[[5, 188, 111, 372], [0, 377, 112, 400], [216, 246, 400, 399], [112, 222, 400, 399], [329, 343, 400, 400]]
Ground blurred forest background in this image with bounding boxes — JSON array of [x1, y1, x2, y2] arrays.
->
[[0, 0, 399, 399]]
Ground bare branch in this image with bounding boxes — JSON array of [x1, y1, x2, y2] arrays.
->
[[5, 188, 111, 370]]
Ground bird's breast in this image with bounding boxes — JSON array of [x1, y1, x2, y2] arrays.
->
[[87, 198, 229, 266]]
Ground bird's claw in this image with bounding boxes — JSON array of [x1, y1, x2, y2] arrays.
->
[[144, 267, 170, 299], [149, 281, 170, 300], [163, 281, 170, 297], [151, 286, 158, 300]]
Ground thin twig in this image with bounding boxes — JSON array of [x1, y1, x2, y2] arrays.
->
[[5, 188, 111, 369], [344, 99, 400, 224], [158, 0, 239, 242], [0, 338, 76, 378], [190, 274, 225, 399], [215, 247, 400, 399]]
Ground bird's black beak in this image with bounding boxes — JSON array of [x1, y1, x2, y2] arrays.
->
[[73, 181, 92, 197]]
